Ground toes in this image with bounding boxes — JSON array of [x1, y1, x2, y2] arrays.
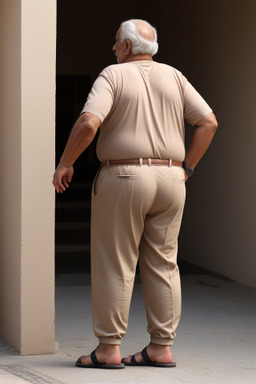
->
[[79, 355, 91, 365], [122, 354, 132, 363], [122, 352, 143, 364]]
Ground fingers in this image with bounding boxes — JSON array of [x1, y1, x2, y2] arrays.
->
[[53, 178, 69, 193], [52, 177, 65, 193], [52, 164, 74, 193], [52, 174, 71, 193], [62, 176, 70, 189]]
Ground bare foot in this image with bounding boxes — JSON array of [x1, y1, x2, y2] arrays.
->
[[122, 343, 174, 364], [78, 344, 122, 366]]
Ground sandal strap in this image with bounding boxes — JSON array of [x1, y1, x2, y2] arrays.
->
[[141, 347, 153, 363], [90, 349, 101, 365], [129, 347, 153, 364], [131, 354, 137, 364]]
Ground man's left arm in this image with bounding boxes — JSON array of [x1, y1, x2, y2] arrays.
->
[[183, 112, 218, 180]]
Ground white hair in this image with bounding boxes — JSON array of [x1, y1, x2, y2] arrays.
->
[[120, 19, 158, 56]]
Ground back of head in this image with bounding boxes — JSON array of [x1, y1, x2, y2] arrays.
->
[[120, 19, 158, 56]]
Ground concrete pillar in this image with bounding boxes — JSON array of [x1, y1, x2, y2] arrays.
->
[[0, 0, 56, 354]]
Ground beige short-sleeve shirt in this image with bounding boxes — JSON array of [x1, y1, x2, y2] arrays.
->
[[81, 60, 212, 162]]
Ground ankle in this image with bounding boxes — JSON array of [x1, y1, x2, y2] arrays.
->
[[97, 343, 121, 365], [149, 342, 170, 350], [147, 343, 173, 363], [98, 343, 120, 354], [148, 343, 172, 358]]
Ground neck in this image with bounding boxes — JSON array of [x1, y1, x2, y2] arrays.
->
[[125, 53, 153, 63]]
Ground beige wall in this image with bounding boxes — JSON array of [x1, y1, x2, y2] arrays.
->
[[57, 0, 256, 287], [0, 0, 56, 354], [177, 0, 256, 287]]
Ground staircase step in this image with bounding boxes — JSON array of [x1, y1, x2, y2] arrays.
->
[[56, 201, 91, 209], [55, 222, 90, 230], [56, 207, 91, 223], [55, 244, 90, 253], [55, 249, 91, 273], [55, 227, 90, 244]]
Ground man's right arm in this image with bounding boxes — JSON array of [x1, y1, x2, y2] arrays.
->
[[53, 112, 101, 193]]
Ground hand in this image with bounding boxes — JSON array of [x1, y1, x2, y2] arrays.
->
[[52, 163, 74, 193]]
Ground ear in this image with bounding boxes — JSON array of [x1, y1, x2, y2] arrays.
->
[[124, 39, 132, 54]]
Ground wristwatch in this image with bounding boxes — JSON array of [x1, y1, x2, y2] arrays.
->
[[182, 161, 194, 177]]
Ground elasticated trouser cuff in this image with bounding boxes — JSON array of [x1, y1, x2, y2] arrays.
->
[[98, 337, 122, 345], [98, 337, 174, 346], [150, 337, 174, 346]]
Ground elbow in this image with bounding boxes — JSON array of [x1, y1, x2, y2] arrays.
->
[[212, 115, 218, 134], [195, 112, 218, 140], [195, 112, 218, 134], [209, 113, 218, 134], [79, 113, 100, 138]]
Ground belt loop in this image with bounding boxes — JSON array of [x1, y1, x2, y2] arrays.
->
[[139, 158, 143, 166], [148, 158, 152, 167], [169, 159, 172, 167], [107, 160, 110, 167]]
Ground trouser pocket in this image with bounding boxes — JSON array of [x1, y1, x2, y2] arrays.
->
[[92, 167, 103, 196]]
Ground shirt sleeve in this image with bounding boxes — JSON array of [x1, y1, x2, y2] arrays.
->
[[183, 78, 212, 126], [80, 69, 115, 123]]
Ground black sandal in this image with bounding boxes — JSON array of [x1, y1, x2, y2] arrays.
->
[[76, 349, 125, 369], [122, 347, 176, 367]]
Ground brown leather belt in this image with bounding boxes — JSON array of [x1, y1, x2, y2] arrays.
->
[[101, 158, 182, 167]]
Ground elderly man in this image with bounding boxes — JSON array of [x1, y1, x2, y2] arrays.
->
[[53, 19, 217, 369]]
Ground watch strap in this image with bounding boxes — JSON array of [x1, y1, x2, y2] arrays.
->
[[182, 161, 194, 177]]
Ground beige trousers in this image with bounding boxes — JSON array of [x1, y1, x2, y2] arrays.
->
[[91, 164, 186, 346]]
